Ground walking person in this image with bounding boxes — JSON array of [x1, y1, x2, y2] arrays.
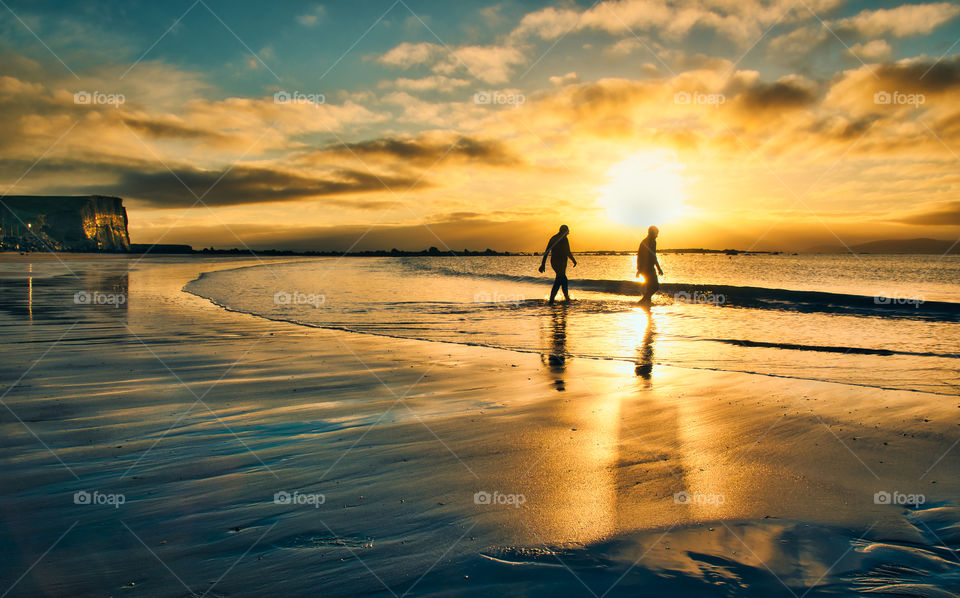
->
[[637, 226, 663, 304], [539, 225, 577, 304]]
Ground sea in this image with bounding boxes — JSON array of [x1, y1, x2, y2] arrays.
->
[[185, 253, 960, 396]]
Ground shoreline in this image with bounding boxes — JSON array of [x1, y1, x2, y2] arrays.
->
[[1, 254, 958, 596]]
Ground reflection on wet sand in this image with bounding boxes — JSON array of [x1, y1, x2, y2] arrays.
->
[[541, 304, 568, 391], [0, 264, 129, 321], [635, 306, 656, 382], [519, 304, 741, 547]]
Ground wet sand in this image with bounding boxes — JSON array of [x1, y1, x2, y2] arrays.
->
[[1, 254, 958, 597]]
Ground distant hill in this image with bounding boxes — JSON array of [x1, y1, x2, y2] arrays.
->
[[807, 238, 959, 254]]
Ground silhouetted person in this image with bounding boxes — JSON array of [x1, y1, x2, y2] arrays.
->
[[637, 225, 663, 304], [539, 225, 577, 304]]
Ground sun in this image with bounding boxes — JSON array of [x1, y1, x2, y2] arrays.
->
[[595, 150, 689, 228]]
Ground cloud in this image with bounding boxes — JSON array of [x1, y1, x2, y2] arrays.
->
[[314, 134, 522, 166], [82, 164, 421, 208], [824, 55, 960, 117], [894, 200, 960, 225], [511, 6, 580, 40], [511, 0, 848, 46], [604, 38, 648, 57], [438, 45, 526, 84], [875, 56, 960, 94], [296, 4, 327, 27], [377, 42, 443, 69], [549, 72, 580, 86], [834, 3, 960, 38], [377, 41, 525, 84], [120, 113, 232, 144], [379, 91, 485, 127], [730, 75, 818, 113], [847, 40, 893, 61], [767, 25, 829, 56], [379, 75, 471, 93]]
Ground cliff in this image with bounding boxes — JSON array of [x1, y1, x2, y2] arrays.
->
[[0, 195, 131, 252]]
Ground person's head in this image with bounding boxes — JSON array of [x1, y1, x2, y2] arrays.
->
[[647, 225, 659, 239], [559, 224, 569, 235]]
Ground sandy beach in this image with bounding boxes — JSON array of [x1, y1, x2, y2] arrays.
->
[[2, 254, 959, 597]]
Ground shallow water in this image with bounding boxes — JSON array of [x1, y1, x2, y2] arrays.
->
[[185, 254, 960, 395]]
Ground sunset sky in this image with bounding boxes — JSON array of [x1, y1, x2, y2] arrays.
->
[[2, 0, 959, 251]]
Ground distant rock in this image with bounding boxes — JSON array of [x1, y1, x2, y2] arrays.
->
[[0, 195, 130, 252]]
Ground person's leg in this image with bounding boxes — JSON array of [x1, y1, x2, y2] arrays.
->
[[560, 273, 569, 301], [549, 273, 561, 303], [648, 270, 660, 298], [639, 269, 656, 303]]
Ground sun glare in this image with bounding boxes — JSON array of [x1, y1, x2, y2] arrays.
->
[[596, 150, 689, 228]]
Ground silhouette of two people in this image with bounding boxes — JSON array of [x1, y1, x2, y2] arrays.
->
[[539, 224, 662, 304], [637, 225, 663, 304], [539, 224, 577, 304]]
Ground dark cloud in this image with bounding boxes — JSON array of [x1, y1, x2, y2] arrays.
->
[[121, 115, 230, 143], [875, 56, 960, 94], [895, 200, 960, 225], [805, 115, 879, 141], [733, 79, 817, 112], [317, 135, 521, 166], [566, 79, 650, 114], [80, 164, 420, 208]]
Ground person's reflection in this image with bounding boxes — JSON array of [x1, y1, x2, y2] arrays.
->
[[27, 263, 33, 322], [635, 306, 656, 383], [541, 304, 568, 391]]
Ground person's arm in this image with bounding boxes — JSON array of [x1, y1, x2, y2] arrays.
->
[[653, 243, 663, 275], [569, 245, 577, 267], [539, 238, 551, 273], [636, 245, 642, 276]]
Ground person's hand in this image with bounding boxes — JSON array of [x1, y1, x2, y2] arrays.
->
[[657, 267, 664, 276], [571, 260, 577, 267], [636, 270, 641, 278], [538, 264, 545, 273]]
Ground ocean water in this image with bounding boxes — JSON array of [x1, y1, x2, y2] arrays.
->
[[185, 254, 960, 395]]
